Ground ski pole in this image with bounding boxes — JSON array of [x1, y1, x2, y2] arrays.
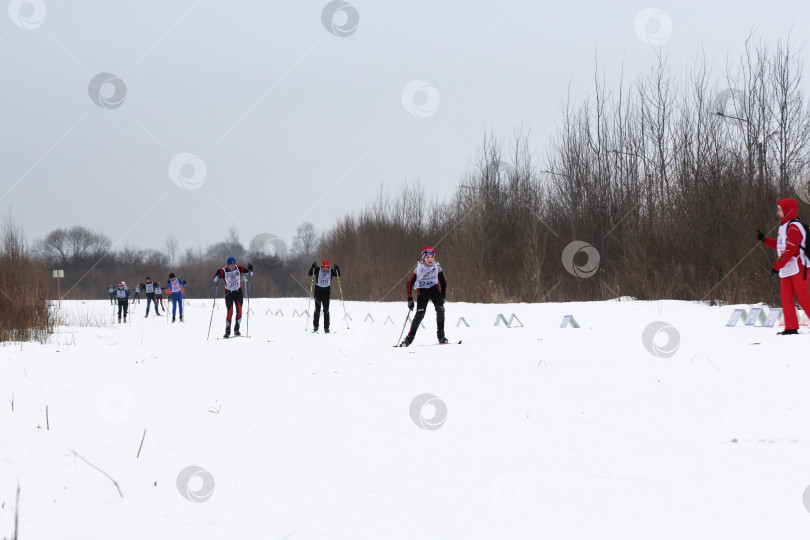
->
[[395, 309, 412, 347], [246, 271, 251, 338], [337, 273, 349, 330], [305, 272, 315, 331], [206, 279, 220, 340]]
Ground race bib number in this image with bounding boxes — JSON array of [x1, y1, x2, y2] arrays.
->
[[224, 268, 241, 291]]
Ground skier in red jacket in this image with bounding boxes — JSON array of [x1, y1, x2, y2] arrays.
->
[[757, 197, 810, 335]]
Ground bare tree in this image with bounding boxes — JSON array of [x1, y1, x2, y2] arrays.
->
[[165, 233, 179, 267], [291, 222, 318, 257]]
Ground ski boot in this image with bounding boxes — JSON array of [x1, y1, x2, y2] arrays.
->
[[399, 335, 414, 347], [324, 328, 330, 334], [118, 316, 121, 324], [223, 328, 230, 339], [234, 329, 241, 337], [172, 316, 176, 323], [312, 325, 319, 333], [777, 329, 799, 335], [179, 315, 183, 322]]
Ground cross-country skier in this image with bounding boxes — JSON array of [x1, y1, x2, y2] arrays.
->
[[107, 284, 115, 305], [143, 277, 161, 317], [154, 281, 165, 310], [133, 283, 143, 303], [400, 246, 448, 346], [757, 197, 810, 335], [213, 257, 253, 338], [307, 260, 340, 333], [166, 273, 187, 323], [115, 281, 130, 323]]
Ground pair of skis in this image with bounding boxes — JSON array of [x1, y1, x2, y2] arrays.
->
[[393, 310, 460, 347]]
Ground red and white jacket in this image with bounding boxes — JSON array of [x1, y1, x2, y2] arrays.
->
[[763, 198, 808, 278]]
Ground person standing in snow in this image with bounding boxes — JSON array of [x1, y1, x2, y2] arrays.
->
[[133, 283, 142, 303], [757, 197, 810, 335], [144, 277, 160, 317], [400, 246, 448, 346], [213, 257, 253, 338], [166, 273, 187, 323], [107, 284, 115, 305], [307, 259, 340, 333], [115, 281, 130, 323]]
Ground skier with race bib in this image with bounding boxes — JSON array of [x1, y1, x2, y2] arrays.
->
[[143, 277, 161, 317], [115, 282, 130, 323], [213, 256, 253, 338], [400, 246, 449, 346], [757, 197, 810, 335], [307, 260, 340, 333], [166, 273, 187, 323], [154, 281, 165, 310]]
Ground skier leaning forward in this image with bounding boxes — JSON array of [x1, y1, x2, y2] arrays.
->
[[400, 246, 449, 346], [213, 256, 253, 338]]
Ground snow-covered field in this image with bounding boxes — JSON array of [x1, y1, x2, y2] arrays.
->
[[1, 297, 809, 539]]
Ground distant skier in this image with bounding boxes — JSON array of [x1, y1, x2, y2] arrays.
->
[[757, 197, 810, 335], [133, 283, 143, 303], [166, 273, 187, 323], [400, 246, 448, 346], [107, 284, 115, 305], [213, 256, 253, 338], [154, 281, 165, 310], [307, 259, 340, 333], [115, 282, 130, 323], [144, 277, 161, 317]]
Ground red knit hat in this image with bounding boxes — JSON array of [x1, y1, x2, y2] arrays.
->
[[322, 259, 330, 268], [421, 246, 435, 259]]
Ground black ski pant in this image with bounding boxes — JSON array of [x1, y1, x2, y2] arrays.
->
[[145, 293, 159, 315], [117, 298, 129, 320], [109, 293, 115, 305], [408, 285, 445, 338], [133, 292, 140, 303], [225, 288, 244, 332], [313, 286, 331, 331]]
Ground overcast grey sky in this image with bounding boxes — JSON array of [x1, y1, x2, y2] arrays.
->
[[1, 0, 808, 255]]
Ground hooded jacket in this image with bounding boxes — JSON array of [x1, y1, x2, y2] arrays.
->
[[763, 198, 806, 274]]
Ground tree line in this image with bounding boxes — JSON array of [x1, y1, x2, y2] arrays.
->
[[11, 33, 810, 311], [318, 34, 809, 306]]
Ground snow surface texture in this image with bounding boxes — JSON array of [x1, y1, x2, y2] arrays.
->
[[1, 298, 809, 539]]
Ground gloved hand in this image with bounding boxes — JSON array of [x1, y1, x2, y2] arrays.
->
[[334, 264, 340, 276], [247, 263, 253, 272], [772, 267, 779, 276], [407, 297, 414, 310], [213, 276, 219, 282], [757, 230, 765, 242], [311, 262, 317, 270]]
